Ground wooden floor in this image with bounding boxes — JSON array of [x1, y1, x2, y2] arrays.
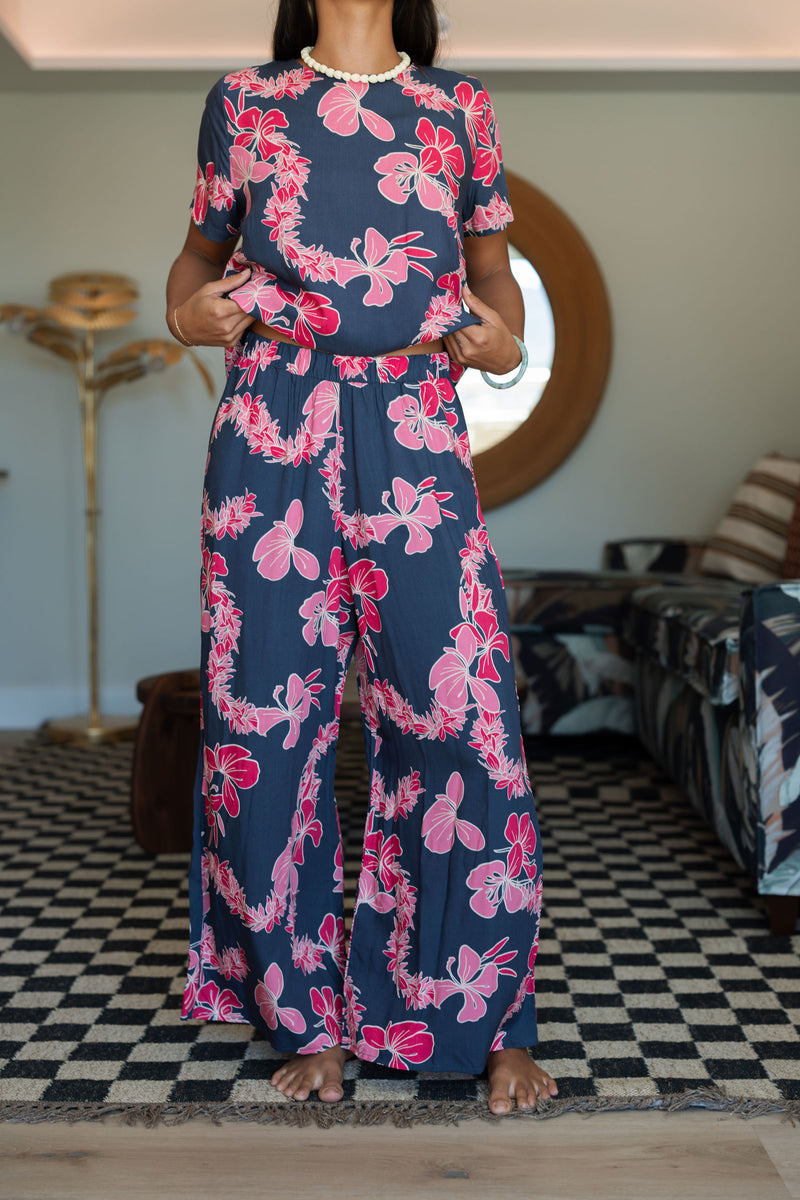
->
[[0, 1110, 798, 1199]]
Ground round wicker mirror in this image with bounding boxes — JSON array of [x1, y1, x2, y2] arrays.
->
[[472, 171, 613, 510]]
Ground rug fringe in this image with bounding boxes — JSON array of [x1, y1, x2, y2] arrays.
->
[[1, 1088, 798, 1128]]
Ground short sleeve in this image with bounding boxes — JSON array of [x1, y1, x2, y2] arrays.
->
[[461, 83, 514, 237], [190, 77, 242, 242]]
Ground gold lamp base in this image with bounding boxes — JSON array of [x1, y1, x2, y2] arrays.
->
[[45, 713, 139, 745]]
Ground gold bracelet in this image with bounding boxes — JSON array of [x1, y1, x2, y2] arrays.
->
[[173, 307, 193, 347]]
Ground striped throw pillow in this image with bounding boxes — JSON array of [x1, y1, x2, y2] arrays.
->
[[698, 454, 800, 583]]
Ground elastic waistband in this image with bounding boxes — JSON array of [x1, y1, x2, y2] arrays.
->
[[234, 326, 460, 388]]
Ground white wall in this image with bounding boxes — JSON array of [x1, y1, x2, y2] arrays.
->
[[488, 73, 800, 566], [1, 68, 799, 725]]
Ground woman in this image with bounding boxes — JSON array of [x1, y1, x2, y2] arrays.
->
[[166, 0, 558, 1116]]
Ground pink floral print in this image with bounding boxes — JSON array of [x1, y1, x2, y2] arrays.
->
[[182, 58, 540, 1075], [190, 60, 512, 356], [421, 771, 486, 853], [317, 81, 395, 141], [183, 342, 542, 1074], [255, 963, 307, 1034], [357, 1020, 435, 1069], [252, 498, 320, 581]]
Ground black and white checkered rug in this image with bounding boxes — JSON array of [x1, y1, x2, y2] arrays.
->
[[1, 725, 799, 1127]]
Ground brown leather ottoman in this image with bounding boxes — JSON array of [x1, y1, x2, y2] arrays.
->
[[130, 670, 201, 854]]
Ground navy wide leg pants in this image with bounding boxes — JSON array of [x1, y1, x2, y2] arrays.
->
[[182, 331, 543, 1074]]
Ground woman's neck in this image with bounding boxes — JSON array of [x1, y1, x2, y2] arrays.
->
[[311, 0, 399, 76]]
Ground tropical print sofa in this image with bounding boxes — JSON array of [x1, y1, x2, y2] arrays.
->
[[504, 538, 704, 738], [504, 535, 800, 935]]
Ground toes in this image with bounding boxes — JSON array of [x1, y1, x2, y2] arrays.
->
[[515, 1084, 532, 1111], [488, 1090, 512, 1115], [317, 1065, 345, 1102], [270, 1052, 348, 1104]]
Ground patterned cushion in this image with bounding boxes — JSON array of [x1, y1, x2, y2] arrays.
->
[[624, 581, 744, 705], [699, 454, 800, 583]]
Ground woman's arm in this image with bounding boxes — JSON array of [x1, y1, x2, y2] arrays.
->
[[165, 223, 254, 348], [442, 230, 524, 375]]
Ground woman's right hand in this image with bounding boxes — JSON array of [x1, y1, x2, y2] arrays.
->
[[173, 267, 255, 348]]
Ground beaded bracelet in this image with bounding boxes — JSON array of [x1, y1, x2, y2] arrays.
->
[[480, 335, 528, 389], [172, 307, 194, 347]]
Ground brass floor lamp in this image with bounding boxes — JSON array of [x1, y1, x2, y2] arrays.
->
[[2, 272, 213, 745]]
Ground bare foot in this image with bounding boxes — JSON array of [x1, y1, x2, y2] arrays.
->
[[270, 1045, 355, 1102], [485, 1048, 559, 1115]]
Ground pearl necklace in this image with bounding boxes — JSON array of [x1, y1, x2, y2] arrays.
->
[[300, 45, 410, 84]]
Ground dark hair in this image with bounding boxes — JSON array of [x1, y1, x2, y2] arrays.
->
[[272, 0, 439, 66]]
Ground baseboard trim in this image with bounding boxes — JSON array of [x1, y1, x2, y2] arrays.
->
[[0, 687, 141, 729]]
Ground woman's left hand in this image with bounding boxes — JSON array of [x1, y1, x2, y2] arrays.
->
[[442, 285, 522, 375]]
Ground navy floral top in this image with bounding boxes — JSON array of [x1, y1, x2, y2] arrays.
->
[[190, 59, 513, 356]]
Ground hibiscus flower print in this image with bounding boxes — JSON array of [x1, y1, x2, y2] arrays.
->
[[310, 986, 344, 1044], [192, 162, 235, 228], [466, 859, 530, 919], [255, 963, 307, 1034], [375, 117, 465, 213], [369, 475, 454, 556], [348, 559, 389, 637], [318, 81, 395, 141], [336, 229, 436, 306], [255, 669, 325, 748], [386, 384, 452, 455], [449, 609, 510, 683], [301, 378, 340, 439], [432, 941, 516, 1022], [374, 149, 445, 213], [428, 623, 502, 715], [335, 228, 409, 307], [227, 98, 289, 159], [298, 586, 340, 648], [275, 284, 342, 347], [504, 811, 538, 880], [203, 742, 260, 843], [192, 980, 244, 1021], [357, 1020, 435, 1070], [453, 81, 490, 155], [420, 771, 485, 854], [223, 257, 287, 326], [184, 67, 539, 1066], [252, 498, 320, 581], [464, 194, 514, 236]]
